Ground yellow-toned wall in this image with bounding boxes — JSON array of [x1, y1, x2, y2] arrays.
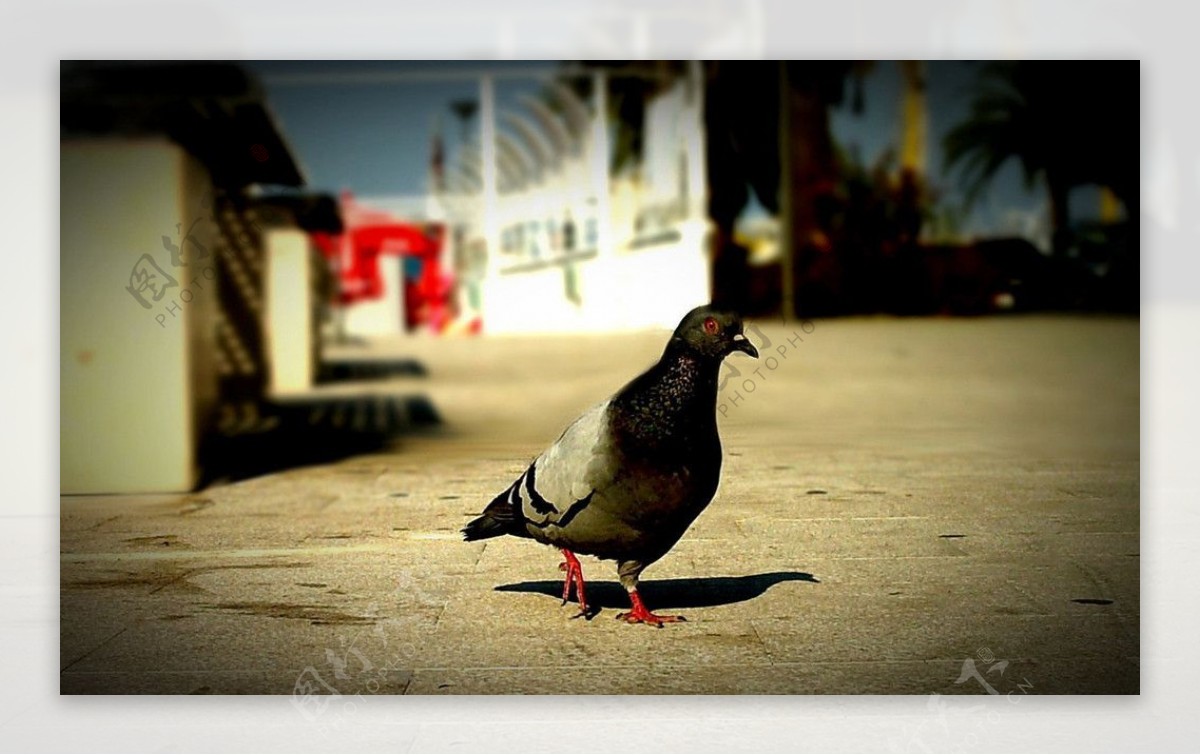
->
[[61, 140, 218, 493]]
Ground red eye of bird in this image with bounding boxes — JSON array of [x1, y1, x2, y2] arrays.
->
[[703, 316, 720, 335]]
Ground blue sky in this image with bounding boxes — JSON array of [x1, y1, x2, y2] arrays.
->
[[247, 61, 556, 196], [248, 61, 1076, 243]]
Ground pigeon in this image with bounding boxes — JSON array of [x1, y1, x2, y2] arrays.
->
[[462, 305, 759, 626]]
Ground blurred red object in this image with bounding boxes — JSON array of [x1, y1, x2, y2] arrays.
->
[[312, 192, 452, 332]]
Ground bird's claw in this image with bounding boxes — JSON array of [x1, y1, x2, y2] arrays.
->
[[614, 610, 687, 627], [616, 589, 686, 626], [559, 550, 590, 617]]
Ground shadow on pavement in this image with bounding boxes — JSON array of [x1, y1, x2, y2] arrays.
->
[[318, 358, 430, 380], [495, 570, 819, 610], [201, 393, 442, 484]]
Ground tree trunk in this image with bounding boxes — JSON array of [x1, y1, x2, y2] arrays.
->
[[783, 64, 840, 317], [1047, 173, 1071, 257]]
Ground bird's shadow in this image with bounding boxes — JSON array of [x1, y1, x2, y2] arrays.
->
[[494, 571, 819, 611]]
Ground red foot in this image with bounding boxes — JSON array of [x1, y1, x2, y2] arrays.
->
[[615, 590, 686, 627], [558, 549, 590, 618]]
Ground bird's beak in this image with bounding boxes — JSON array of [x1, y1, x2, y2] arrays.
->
[[731, 333, 759, 359]]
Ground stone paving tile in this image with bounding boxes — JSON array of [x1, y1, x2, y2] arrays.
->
[[750, 611, 1135, 666], [403, 660, 974, 695], [61, 669, 415, 695], [60, 317, 1139, 694]]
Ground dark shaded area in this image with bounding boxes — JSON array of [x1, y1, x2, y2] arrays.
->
[[679, 60, 1139, 318], [61, 61, 305, 189], [249, 193, 344, 234], [944, 61, 1139, 257], [495, 571, 819, 610], [318, 359, 429, 380], [1072, 598, 1115, 606], [200, 393, 442, 484]]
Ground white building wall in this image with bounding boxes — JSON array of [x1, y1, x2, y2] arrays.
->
[[343, 255, 406, 337], [451, 70, 712, 334], [264, 228, 318, 395], [481, 218, 710, 334], [61, 140, 218, 493]]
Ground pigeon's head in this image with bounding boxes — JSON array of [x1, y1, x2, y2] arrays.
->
[[672, 305, 759, 361]]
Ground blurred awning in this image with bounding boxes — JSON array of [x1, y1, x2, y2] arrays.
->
[[250, 193, 344, 235], [61, 61, 306, 189]]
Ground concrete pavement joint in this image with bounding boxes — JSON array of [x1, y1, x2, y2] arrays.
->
[[60, 627, 128, 673]]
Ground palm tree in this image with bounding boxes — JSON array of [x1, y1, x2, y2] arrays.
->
[[943, 61, 1138, 256]]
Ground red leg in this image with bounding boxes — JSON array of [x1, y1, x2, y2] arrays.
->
[[615, 589, 686, 627], [558, 552, 573, 602], [558, 549, 590, 618]]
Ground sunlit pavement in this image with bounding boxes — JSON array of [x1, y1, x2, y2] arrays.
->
[[60, 315, 1138, 695]]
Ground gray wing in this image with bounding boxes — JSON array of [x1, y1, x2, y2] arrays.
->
[[517, 399, 616, 532], [468, 400, 618, 544], [504, 399, 699, 560]]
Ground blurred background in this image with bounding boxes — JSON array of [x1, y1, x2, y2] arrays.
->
[[60, 60, 1139, 494]]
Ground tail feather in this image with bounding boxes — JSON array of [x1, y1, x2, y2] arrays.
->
[[462, 477, 523, 541], [461, 513, 507, 541]]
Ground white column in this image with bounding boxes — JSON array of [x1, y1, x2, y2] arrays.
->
[[685, 60, 708, 221], [590, 70, 613, 257], [264, 228, 315, 395], [479, 74, 500, 276]]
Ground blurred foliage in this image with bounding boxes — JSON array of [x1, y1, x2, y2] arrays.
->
[[546, 60, 1137, 315], [829, 145, 929, 253], [943, 61, 1139, 254]]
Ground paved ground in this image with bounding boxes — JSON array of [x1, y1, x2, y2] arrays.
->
[[60, 315, 1139, 695]]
